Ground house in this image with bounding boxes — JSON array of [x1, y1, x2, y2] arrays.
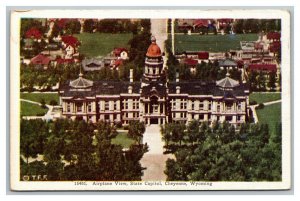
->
[[82, 58, 104, 72], [25, 28, 42, 41], [113, 48, 129, 60], [218, 59, 238, 70], [30, 54, 51, 69], [183, 58, 198, 74], [61, 35, 80, 59], [59, 36, 249, 126]]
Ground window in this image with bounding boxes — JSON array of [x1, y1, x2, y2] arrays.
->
[[217, 105, 220, 112], [114, 102, 117, 110], [67, 103, 71, 112], [88, 103, 92, 112], [191, 102, 194, 110], [105, 101, 109, 110], [199, 102, 204, 110], [77, 103, 83, 112], [208, 103, 211, 110], [125, 102, 128, 109], [105, 114, 109, 120], [199, 114, 204, 120]]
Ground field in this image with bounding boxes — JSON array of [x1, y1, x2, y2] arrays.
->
[[256, 102, 281, 136], [111, 132, 135, 148], [249, 92, 281, 104], [172, 33, 258, 53], [20, 93, 59, 105], [74, 33, 133, 58], [21, 101, 48, 116]]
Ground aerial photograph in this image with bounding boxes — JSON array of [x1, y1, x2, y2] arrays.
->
[[18, 18, 282, 183]]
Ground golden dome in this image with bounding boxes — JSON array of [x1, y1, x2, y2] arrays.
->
[[146, 36, 162, 57]]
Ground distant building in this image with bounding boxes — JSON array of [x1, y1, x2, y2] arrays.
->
[[30, 54, 51, 69], [82, 58, 104, 72], [59, 36, 249, 126]]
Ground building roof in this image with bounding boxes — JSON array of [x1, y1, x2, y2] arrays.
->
[[60, 79, 248, 99], [25, 28, 42, 39], [114, 48, 128, 56], [216, 74, 240, 88], [184, 58, 198, 66], [248, 64, 277, 72], [69, 73, 94, 89], [219, 59, 237, 67], [198, 52, 209, 60], [61, 35, 80, 47], [56, 58, 75, 64], [30, 54, 51, 65], [146, 36, 162, 57]]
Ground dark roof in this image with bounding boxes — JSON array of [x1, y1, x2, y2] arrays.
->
[[219, 59, 237, 67], [60, 81, 141, 97], [168, 81, 247, 97], [60, 79, 248, 99]]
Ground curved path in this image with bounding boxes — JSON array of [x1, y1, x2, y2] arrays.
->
[[21, 99, 54, 120]]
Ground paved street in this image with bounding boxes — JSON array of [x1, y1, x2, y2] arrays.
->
[[140, 125, 174, 181]]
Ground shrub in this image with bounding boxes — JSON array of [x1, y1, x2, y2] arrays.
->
[[114, 121, 122, 128], [123, 125, 129, 130], [49, 100, 58, 106], [249, 101, 257, 105], [40, 99, 47, 109], [256, 103, 265, 110]]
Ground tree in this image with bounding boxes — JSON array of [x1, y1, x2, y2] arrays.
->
[[267, 72, 276, 91], [128, 121, 145, 145], [65, 20, 81, 34], [83, 19, 95, 33], [20, 119, 49, 165]]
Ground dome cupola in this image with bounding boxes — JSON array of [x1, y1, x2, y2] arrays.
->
[[146, 36, 162, 57]]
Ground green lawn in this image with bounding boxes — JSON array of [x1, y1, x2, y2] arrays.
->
[[256, 102, 281, 136], [111, 132, 135, 148], [20, 93, 59, 105], [74, 33, 133, 58], [21, 101, 48, 116], [250, 93, 281, 104], [172, 33, 258, 53]]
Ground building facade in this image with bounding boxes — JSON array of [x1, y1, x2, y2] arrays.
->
[[59, 36, 249, 126]]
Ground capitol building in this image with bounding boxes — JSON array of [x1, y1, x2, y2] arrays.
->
[[59, 36, 249, 126]]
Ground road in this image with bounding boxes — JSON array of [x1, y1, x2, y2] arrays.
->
[[150, 19, 168, 52]]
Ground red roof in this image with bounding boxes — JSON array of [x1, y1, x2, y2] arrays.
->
[[61, 35, 80, 47], [114, 48, 128, 56], [267, 32, 281, 40], [198, 52, 209, 59], [25, 28, 42, 39], [56, 58, 75, 64], [248, 64, 277, 72], [184, 58, 198, 66], [269, 41, 281, 52], [194, 19, 209, 27], [31, 54, 51, 65], [114, 59, 123, 67]]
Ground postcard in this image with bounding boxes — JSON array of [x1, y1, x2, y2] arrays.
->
[[10, 9, 291, 191]]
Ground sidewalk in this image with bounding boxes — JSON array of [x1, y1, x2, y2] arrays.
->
[[140, 125, 174, 181]]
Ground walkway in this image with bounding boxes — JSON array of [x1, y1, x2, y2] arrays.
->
[[140, 125, 174, 181], [21, 99, 54, 120], [250, 99, 281, 123]]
